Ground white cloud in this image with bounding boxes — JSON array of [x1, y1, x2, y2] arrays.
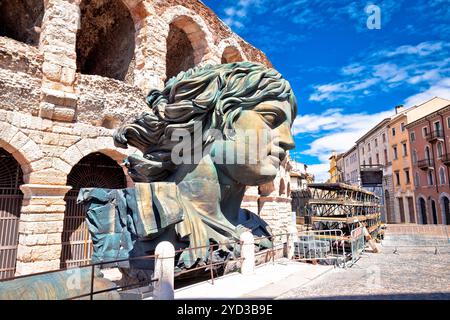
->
[[307, 163, 330, 183], [341, 63, 365, 75], [309, 78, 379, 102], [294, 108, 393, 181], [372, 63, 408, 83], [309, 41, 450, 103], [404, 78, 450, 107], [381, 41, 448, 57], [220, 0, 267, 30]]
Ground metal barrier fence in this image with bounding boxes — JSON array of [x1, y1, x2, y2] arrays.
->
[[382, 224, 450, 254], [350, 227, 365, 265], [289, 229, 348, 267]]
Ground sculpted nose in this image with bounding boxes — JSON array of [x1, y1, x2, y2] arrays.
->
[[278, 123, 295, 151]]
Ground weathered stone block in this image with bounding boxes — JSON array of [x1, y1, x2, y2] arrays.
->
[[15, 259, 60, 276]]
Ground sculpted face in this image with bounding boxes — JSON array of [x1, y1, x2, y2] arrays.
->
[[211, 100, 295, 185]]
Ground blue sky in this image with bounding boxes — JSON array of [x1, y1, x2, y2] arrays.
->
[[203, 0, 450, 181]]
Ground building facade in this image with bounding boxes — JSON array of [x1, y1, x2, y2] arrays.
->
[[387, 110, 416, 223], [355, 119, 394, 222], [328, 152, 344, 183], [0, 0, 292, 278], [342, 145, 359, 185], [406, 97, 450, 225]]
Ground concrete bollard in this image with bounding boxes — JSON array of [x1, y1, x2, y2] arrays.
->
[[153, 241, 175, 300], [240, 231, 255, 275], [287, 225, 298, 259]]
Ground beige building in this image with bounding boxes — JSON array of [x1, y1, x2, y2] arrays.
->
[[328, 152, 344, 183], [0, 0, 292, 278], [387, 107, 415, 223], [355, 118, 394, 222], [342, 145, 359, 185]]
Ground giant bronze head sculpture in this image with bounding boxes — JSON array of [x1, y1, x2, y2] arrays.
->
[[80, 62, 297, 276]]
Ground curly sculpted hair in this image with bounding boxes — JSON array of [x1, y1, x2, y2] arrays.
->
[[113, 61, 297, 181]]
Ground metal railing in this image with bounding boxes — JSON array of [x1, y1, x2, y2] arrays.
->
[[0, 253, 160, 300], [417, 158, 434, 168], [441, 153, 450, 164], [173, 239, 245, 285], [0, 229, 375, 299], [425, 130, 444, 141]]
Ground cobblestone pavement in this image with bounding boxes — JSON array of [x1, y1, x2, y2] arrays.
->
[[278, 247, 450, 300]]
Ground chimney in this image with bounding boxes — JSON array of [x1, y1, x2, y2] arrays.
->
[[395, 105, 405, 114]]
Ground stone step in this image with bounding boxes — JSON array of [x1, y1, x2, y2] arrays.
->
[[119, 286, 153, 300]]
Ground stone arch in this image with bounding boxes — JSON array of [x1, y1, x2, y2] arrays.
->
[[439, 192, 450, 225], [279, 178, 286, 196], [162, 6, 214, 81], [59, 137, 138, 186], [259, 181, 276, 196], [218, 39, 246, 63], [0, 148, 25, 279], [221, 46, 244, 63], [76, 0, 136, 82], [0, 123, 44, 181], [0, 0, 44, 46], [60, 152, 127, 268]]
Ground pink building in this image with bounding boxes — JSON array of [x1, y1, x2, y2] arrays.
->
[[406, 98, 450, 224]]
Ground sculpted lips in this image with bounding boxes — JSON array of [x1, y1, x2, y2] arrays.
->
[[267, 146, 286, 164]]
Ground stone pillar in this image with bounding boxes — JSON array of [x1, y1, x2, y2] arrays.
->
[[15, 184, 71, 276], [38, 0, 79, 121], [134, 18, 166, 93], [240, 186, 259, 214], [153, 241, 175, 300], [240, 231, 254, 275], [286, 225, 298, 259]]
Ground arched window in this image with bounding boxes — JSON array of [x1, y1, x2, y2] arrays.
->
[[428, 170, 434, 185], [61, 152, 126, 268], [221, 46, 243, 64], [415, 172, 420, 186], [439, 167, 446, 185], [76, 0, 136, 82], [279, 179, 286, 196], [166, 16, 207, 80], [419, 197, 427, 224], [0, 148, 24, 279], [412, 149, 418, 164], [437, 142, 443, 158], [431, 199, 438, 224], [0, 0, 44, 46], [442, 196, 450, 225], [425, 146, 431, 160]]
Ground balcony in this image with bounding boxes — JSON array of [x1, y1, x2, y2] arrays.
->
[[417, 158, 434, 170], [442, 154, 450, 166], [360, 164, 384, 171], [425, 130, 444, 143]]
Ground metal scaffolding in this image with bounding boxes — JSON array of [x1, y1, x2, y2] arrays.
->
[[300, 182, 382, 240]]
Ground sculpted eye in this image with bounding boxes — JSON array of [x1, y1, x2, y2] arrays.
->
[[259, 111, 284, 127]]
